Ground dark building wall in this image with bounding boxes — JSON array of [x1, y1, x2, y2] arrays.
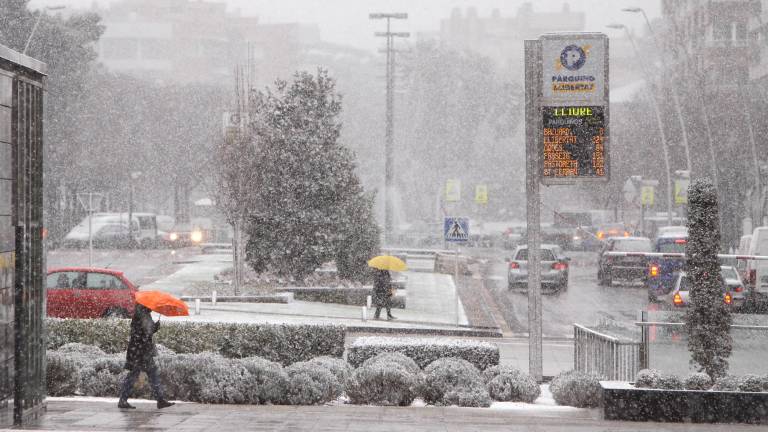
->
[[0, 45, 46, 427]]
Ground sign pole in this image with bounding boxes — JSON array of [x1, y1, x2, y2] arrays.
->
[[524, 39, 543, 381], [455, 242, 460, 327], [88, 193, 93, 268]]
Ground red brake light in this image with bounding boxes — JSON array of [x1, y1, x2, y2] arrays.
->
[[724, 292, 733, 304], [673, 293, 683, 305], [597, 231, 605, 239], [509, 262, 519, 269], [552, 262, 568, 271], [734, 285, 744, 293], [674, 239, 687, 244], [624, 231, 630, 237], [649, 264, 659, 278]]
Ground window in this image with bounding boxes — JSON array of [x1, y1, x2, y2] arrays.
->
[[613, 239, 652, 252], [86, 273, 126, 290], [713, 18, 731, 41], [47, 272, 83, 289], [515, 249, 556, 261]]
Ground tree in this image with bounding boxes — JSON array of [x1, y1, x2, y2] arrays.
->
[[685, 178, 732, 378], [243, 70, 380, 280]]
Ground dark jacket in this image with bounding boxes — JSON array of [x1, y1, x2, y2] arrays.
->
[[125, 304, 160, 371], [372, 270, 392, 307]]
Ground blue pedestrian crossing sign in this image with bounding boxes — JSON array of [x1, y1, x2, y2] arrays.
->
[[444, 217, 470, 242]]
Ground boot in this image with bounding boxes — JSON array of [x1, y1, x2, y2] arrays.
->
[[157, 400, 175, 409], [387, 315, 397, 320], [118, 399, 135, 409]]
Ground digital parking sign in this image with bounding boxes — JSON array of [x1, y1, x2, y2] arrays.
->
[[542, 106, 606, 179]]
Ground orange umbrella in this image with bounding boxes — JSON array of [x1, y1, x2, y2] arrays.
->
[[135, 291, 189, 317]]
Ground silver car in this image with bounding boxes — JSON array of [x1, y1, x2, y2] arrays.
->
[[507, 244, 569, 292], [664, 266, 746, 310]]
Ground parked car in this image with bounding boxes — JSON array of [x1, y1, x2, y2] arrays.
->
[[46, 268, 139, 319], [662, 266, 746, 311], [63, 212, 159, 248], [595, 223, 630, 241], [597, 236, 653, 286], [646, 231, 688, 301], [507, 244, 569, 293]]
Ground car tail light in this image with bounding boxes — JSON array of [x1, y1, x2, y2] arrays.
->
[[673, 293, 683, 306], [552, 262, 568, 271], [724, 292, 733, 305], [674, 239, 687, 244], [649, 264, 660, 278], [509, 262, 519, 269], [734, 285, 744, 293], [624, 231, 630, 237], [597, 231, 604, 239], [169, 232, 179, 241]]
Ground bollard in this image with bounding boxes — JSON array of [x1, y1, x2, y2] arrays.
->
[[362, 306, 367, 321], [212, 290, 217, 306], [366, 295, 372, 309], [195, 299, 201, 315]]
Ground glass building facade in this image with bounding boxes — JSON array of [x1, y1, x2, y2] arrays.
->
[[0, 44, 46, 426]]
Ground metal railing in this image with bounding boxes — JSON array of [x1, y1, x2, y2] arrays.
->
[[574, 324, 642, 381]]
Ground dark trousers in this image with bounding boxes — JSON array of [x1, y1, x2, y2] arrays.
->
[[374, 297, 392, 318], [119, 361, 164, 401]]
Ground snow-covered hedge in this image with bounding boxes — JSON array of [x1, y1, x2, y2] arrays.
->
[[486, 367, 540, 403], [361, 351, 421, 375], [549, 370, 601, 408], [284, 361, 343, 405], [634, 369, 682, 390], [347, 337, 499, 371], [684, 372, 712, 390], [346, 361, 420, 406], [47, 318, 345, 365], [45, 351, 80, 396], [239, 356, 289, 404], [305, 356, 352, 384], [421, 357, 491, 407]]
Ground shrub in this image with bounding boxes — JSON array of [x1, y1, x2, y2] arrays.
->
[[482, 364, 522, 383], [157, 352, 223, 401], [47, 318, 345, 365], [634, 369, 662, 389], [361, 352, 421, 375], [346, 362, 419, 406], [738, 374, 764, 392], [713, 375, 742, 391], [79, 355, 126, 397], [284, 361, 342, 405], [684, 372, 712, 390], [549, 370, 601, 408], [348, 337, 499, 371], [56, 342, 106, 358], [487, 369, 540, 403], [421, 357, 490, 407], [239, 357, 289, 404], [196, 359, 250, 404], [46, 351, 80, 396], [656, 374, 683, 390], [306, 356, 352, 384]]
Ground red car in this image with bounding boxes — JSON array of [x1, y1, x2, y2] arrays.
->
[[46, 267, 138, 318]]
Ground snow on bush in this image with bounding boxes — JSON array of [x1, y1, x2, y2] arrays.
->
[[45, 351, 80, 396], [347, 337, 499, 371], [738, 374, 764, 392], [240, 356, 289, 404], [196, 359, 251, 404], [55, 342, 106, 358], [655, 374, 683, 390], [361, 351, 421, 375], [487, 368, 540, 403], [481, 364, 522, 383], [157, 352, 223, 401], [634, 369, 662, 389], [549, 370, 601, 408], [684, 372, 712, 390], [306, 356, 352, 384], [712, 375, 742, 391], [346, 362, 420, 406], [47, 318, 345, 365], [79, 355, 151, 399], [284, 361, 342, 405], [421, 357, 491, 407]]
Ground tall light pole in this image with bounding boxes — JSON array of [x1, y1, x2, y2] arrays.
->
[[370, 12, 408, 245], [24, 5, 65, 54], [128, 171, 142, 247], [608, 23, 673, 225]]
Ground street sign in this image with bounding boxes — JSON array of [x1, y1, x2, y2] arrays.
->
[[623, 178, 637, 204], [641, 186, 655, 206], [674, 178, 690, 205], [444, 217, 469, 242], [475, 184, 488, 204], [539, 33, 609, 184], [445, 179, 461, 202]]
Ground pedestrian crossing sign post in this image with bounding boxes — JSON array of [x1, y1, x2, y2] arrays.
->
[[640, 186, 655, 206], [444, 217, 469, 242]]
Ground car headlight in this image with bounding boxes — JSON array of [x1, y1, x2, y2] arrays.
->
[[190, 230, 203, 243], [169, 232, 178, 241]]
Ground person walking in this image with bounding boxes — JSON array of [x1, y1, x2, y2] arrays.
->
[[372, 268, 396, 320], [118, 303, 174, 409]]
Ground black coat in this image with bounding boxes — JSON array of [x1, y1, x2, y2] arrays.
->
[[372, 270, 392, 307], [125, 304, 160, 371]]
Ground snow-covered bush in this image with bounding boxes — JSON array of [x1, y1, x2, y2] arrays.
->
[[47, 319, 345, 365], [45, 351, 80, 396], [306, 356, 352, 384], [487, 368, 540, 403], [713, 375, 742, 391], [348, 337, 499, 371], [157, 352, 223, 401], [79, 355, 151, 399], [655, 374, 683, 390], [549, 370, 601, 408], [284, 361, 342, 405], [421, 357, 491, 407], [155, 344, 175, 356], [634, 369, 662, 389], [239, 357, 289, 404], [684, 372, 712, 390], [738, 374, 764, 392], [482, 364, 522, 383], [346, 362, 420, 406], [196, 359, 251, 404], [55, 342, 106, 358], [361, 351, 421, 375]]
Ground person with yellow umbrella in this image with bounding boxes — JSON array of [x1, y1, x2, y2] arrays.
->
[[368, 255, 407, 320], [118, 291, 188, 410]]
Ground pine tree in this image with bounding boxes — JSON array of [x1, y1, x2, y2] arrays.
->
[[685, 178, 732, 378]]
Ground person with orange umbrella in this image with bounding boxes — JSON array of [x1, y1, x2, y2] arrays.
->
[[118, 291, 187, 409]]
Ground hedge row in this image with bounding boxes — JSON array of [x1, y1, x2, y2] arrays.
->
[[46, 318, 345, 365], [634, 369, 768, 392], [347, 337, 499, 371], [279, 287, 406, 309]]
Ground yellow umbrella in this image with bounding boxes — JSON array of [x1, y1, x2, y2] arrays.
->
[[367, 255, 408, 272]]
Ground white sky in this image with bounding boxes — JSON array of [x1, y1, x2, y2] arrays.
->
[[31, 0, 661, 52]]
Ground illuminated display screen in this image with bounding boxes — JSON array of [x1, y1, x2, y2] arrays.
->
[[542, 105, 606, 179]]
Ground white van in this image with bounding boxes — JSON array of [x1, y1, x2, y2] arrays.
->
[[63, 213, 158, 248], [745, 227, 768, 294]]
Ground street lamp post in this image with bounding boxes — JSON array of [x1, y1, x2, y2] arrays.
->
[[607, 23, 673, 225], [23, 5, 65, 54], [370, 12, 408, 246], [128, 171, 142, 247]]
